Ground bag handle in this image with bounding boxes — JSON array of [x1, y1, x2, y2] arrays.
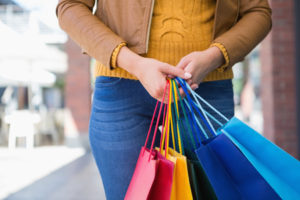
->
[[173, 79, 208, 149], [159, 103, 167, 149], [183, 99, 210, 139], [143, 80, 169, 161], [184, 99, 224, 127], [173, 79, 197, 149], [165, 80, 173, 157], [184, 80, 217, 136], [160, 79, 180, 157], [178, 77, 229, 126], [171, 79, 183, 154], [170, 101, 176, 152], [160, 79, 172, 157], [175, 77, 216, 138], [183, 100, 207, 146], [182, 78, 229, 130], [188, 84, 229, 122]]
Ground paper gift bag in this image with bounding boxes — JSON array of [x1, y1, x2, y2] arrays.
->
[[185, 77, 300, 200], [125, 82, 174, 200], [157, 80, 193, 200], [221, 117, 300, 199], [172, 79, 217, 200], [177, 77, 281, 200]]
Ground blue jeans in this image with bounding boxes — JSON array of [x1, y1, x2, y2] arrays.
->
[[89, 76, 234, 200]]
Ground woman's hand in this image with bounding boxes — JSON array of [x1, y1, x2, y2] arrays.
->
[[117, 46, 193, 102], [134, 57, 194, 102], [176, 46, 225, 85]]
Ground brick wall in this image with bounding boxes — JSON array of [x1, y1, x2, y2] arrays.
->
[[65, 38, 91, 135], [260, 0, 298, 158]]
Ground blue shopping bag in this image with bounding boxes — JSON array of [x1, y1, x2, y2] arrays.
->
[[182, 77, 300, 200], [221, 117, 300, 200], [176, 78, 281, 200]]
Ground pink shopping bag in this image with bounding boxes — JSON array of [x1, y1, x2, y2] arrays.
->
[[125, 81, 174, 200]]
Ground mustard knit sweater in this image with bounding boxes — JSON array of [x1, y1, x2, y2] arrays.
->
[[93, 0, 233, 82]]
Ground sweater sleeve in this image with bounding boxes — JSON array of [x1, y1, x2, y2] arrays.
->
[[212, 0, 272, 68], [110, 42, 127, 69], [210, 43, 230, 72], [56, 0, 126, 68]]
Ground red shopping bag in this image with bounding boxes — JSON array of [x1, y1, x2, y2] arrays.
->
[[125, 147, 174, 200], [125, 81, 174, 200]]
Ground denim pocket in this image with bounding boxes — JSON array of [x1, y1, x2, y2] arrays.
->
[[95, 76, 122, 88]]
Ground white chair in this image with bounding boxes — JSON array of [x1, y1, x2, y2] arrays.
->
[[4, 110, 40, 149]]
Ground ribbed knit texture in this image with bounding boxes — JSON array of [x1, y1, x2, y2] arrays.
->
[[94, 0, 233, 82]]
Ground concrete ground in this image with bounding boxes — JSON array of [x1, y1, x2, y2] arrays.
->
[[2, 149, 105, 200]]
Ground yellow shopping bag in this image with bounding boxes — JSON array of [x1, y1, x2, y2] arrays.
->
[[158, 80, 193, 200]]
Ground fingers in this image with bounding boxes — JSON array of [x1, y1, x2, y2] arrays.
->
[[154, 70, 198, 103], [154, 79, 172, 104], [179, 88, 186, 99], [157, 82, 198, 104], [160, 65, 192, 80], [159, 90, 173, 104], [176, 57, 190, 69], [167, 74, 175, 79], [191, 83, 198, 90]]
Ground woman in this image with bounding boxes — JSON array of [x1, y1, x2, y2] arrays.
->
[[56, 0, 272, 199]]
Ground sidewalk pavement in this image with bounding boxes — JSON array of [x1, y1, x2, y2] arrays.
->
[[0, 147, 105, 200]]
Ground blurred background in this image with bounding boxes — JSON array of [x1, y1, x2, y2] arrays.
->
[[0, 0, 299, 199]]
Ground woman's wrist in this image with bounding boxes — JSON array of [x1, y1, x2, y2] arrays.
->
[[116, 46, 143, 77], [204, 46, 225, 71]]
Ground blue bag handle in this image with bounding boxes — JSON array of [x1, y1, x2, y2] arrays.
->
[[183, 99, 209, 139], [182, 78, 229, 123], [172, 79, 198, 149], [183, 101, 205, 145], [173, 79, 205, 148], [183, 98, 223, 127], [182, 80, 217, 135], [177, 77, 230, 133], [175, 77, 216, 139]]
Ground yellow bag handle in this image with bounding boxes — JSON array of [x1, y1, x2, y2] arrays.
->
[[166, 80, 173, 157], [160, 79, 171, 157], [172, 79, 183, 155], [160, 79, 184, 156]]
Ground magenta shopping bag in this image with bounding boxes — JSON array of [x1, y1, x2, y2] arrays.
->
[[125, 82, 174, 200]]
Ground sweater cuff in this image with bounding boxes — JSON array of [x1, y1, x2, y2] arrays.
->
[[210, 43, 230, 72], [110, 42, 127, 69]]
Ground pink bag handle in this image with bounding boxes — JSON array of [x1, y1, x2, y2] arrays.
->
[[142, 80, 169, 161], [159, 81, 172, 157], [159, 100, 167, 149], [164, 81, 172, 157]]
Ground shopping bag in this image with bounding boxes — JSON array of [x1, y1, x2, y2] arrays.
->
[[176, 77, 281, 200], [186, 78, 300, 200], [125, 82, 174, 200], [157, 80, 193, 200], [185, 149, 217, 200], [221, 117, 300, 199], [172, 80, 218, 200], [157, 147, 193, 200]]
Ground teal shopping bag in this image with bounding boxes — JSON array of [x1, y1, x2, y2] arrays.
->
[[221, 118, 300, 200]]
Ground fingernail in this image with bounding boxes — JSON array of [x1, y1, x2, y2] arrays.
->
[[184, 72, 192, 79]]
